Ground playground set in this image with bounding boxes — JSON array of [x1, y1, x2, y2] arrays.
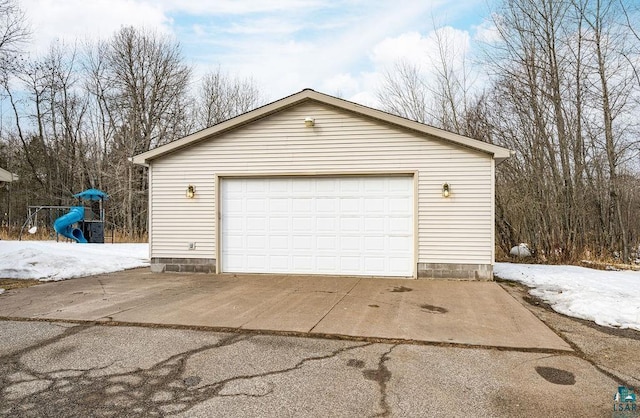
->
[[20, 188, 108, 243]]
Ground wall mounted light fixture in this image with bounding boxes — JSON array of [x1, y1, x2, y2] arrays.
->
[[442, 183, 450, 198], [304, 117, 315, 127], [186, 185, 196, 198]]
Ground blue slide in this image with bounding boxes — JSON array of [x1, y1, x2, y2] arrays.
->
[[53, 206, 87, 243]]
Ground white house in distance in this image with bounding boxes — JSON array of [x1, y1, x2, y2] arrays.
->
[[132, 89, 511, 280]]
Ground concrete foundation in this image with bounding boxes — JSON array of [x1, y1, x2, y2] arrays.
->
[[151, 258, 216, 274], [149, 259, 492, 280], [417, 263, 493, 280]]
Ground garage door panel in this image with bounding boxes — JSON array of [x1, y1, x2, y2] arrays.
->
[[246, 217, 266, 231], [246, 199, 265, 211], [247, 235, 266, 249], [225, 198, 244, 211], [365, 236, 385, 251], [340, 179, 360, 192], [267, 235, 288, 250], [389, 177, 412, 191], [225, 181, 244, 193], [316, 236, 336, 250], [389, 216, 411, 231], [389, 197, 412, 211], [340, 217, 361, 231], [317, 256, 338, 270], [316, 217, 336, 231], [226, 235, 244, 250], [292, 198, 312, 211], [365, 181, 385, 192], [364, 198, 385, 211], [364, 218, 385, 232], [340, 236, 361, 251], [317, 180, 336, 192], [244, 181, 260, 192], [225, 254, 244, 270], [389, 257, 412, 271], [389, 236, 413, 252], [226, 217, 244, 231], [364, 258, 385, 273], [268, 181, 288, 192], [292, 217, 312, 232], [221, 176, 414, 277], [292, 235, 312, 249], [269, 217, 288, 232], [293, 256, 313, 269], [269, 198, 288, 211], [316, 198, 337, 212], [270, 255, 289, 270], [340, 198, 360, 212]]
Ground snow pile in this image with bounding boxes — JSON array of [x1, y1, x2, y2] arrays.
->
[[495, 262, 640, 331], [0, 241, 149, 281]]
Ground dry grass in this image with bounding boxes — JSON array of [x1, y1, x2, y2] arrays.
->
[[0, 279, 41, 290], [497, 245, 640, 271], [0, 226, 147, 243]]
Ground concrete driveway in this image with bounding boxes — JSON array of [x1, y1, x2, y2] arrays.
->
[[0, 269, 570, 351]]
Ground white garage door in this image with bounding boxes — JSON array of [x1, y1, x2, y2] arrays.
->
[[220, 176, 414, 277]]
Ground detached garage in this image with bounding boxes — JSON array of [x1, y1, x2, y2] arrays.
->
[[132, 89, 511, 280]]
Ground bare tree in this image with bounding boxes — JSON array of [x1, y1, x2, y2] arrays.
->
[[103, 26, 192, 236], [0, 0, 29, 73], [482, 0, 640, 262], [576, 0, 638, 261], [0, 0, 29, 227], [377, 27, 475, 135], [195, 67, 263, 128], [375, 0, 640, 262], [377, 60, 431, 123], [428, 26, 473, 134]]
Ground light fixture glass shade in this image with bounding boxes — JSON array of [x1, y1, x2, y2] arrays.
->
[[442, 183, 450, 198], [186, 185, 196, 198]]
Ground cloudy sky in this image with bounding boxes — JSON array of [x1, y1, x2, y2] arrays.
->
[[20, 0, 498, 106]]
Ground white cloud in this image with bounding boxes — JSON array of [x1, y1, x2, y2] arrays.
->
[[348, 90, 380, 108], [22, 0, 171, 53], [370, 31, 432, 69], [371, 27, 471, 71], [321, 73, 359, 98], [473, 17, 501, 44]]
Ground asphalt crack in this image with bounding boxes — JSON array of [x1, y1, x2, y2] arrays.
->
[[0, 324, 373, 417], [0, 330, 249, 417], [364, 344, 397, 418], [195, 340, 374, 398]]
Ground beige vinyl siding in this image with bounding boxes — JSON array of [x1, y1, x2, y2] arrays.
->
[[149, 101, 493, 265]]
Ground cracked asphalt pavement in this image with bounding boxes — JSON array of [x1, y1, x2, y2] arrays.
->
[[0, 319, 627, 417]]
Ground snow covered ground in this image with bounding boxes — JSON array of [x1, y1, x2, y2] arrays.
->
[[0, 240, 149, 282], [495, 262, 640, 331]]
